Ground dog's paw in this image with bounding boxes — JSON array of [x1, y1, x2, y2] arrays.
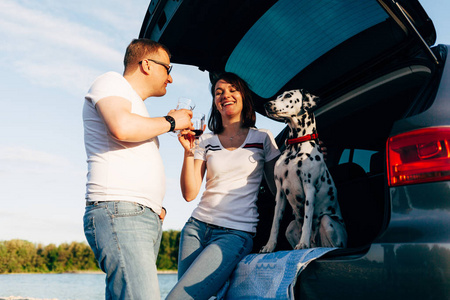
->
[[260, 243, 276, 253], [294, 242, 310, 250]]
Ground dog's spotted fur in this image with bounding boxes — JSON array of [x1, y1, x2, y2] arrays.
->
[[261, 90, 347, 251]]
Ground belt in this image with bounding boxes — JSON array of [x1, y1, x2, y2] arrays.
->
[[85, 201, 160, 216], [206, 222, 229, 230], [205, 222, 254, 235], [192, 218, 254, 235], [191, 217, 228, 230]]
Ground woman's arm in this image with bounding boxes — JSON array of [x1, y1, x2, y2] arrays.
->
[[179, 133, 206, 201], [264, 156, 279, 196]]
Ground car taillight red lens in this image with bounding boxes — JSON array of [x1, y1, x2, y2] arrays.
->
[[387, 127, 450, 186]]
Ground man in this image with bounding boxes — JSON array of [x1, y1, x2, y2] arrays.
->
[[82, 38, 192, 299]]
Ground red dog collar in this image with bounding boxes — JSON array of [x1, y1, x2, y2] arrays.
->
[[287, 133, 319, 145]]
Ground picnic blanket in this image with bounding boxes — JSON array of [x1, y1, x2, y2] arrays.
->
[[217, 247, 337, 299]]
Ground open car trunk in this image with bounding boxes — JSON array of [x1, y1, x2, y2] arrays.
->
[[140, 0, 450, 298], [142, 0, 447, 247], [139, 0, 440, 252]]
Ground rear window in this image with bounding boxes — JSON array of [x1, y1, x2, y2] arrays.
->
[[339, 149, 378, 173], [225, 0, 388, 98]]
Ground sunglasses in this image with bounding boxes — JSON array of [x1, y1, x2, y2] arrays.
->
[[139, 58, 173, 75]]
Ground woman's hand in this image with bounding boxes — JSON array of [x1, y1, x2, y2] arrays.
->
[[178, 129, 195, 152], [178, 124, 206, 153]]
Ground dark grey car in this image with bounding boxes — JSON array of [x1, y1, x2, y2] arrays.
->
[[140, 0, 450, 298]]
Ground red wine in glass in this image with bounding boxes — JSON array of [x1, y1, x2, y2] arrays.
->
[[192, 113, 205, 140], [193, 129, 203, 139]]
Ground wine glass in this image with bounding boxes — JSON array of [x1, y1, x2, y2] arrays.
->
[[192, 113, 205, 139], [190, 113, 205, 150], [176, 97, 196, 111], [170, 97, 195, 136]]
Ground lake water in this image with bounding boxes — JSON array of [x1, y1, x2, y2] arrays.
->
[[0, 273, 177, 300]]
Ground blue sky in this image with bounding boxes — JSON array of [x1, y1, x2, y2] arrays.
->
[[1, 0, 448, 245]]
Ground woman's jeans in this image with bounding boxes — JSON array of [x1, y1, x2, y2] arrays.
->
[[166, 217, 253, 300], [83, 201, 162, 300]]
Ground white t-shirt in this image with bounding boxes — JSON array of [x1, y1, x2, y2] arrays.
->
[[192, 128, 280, 233], [83, 71, 165, 214]]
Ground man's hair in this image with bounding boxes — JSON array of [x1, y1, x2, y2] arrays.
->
[[208, 72, 256, 134], [123, 38, 171, 70]]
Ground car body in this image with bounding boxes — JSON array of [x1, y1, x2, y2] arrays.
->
[[140, 0, 450, 298]]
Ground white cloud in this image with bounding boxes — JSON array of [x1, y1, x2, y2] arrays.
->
[[0, 146, 80, 175], [0, 1, 120, 59], [0, 0, 132, 95], [0, 146, 70, 165], [15, 59, 101, 94]]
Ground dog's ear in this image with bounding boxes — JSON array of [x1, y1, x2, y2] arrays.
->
[[300, 89, 320, 111]]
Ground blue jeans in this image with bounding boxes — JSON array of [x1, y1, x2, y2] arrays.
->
[[166, 217, 253, 300], [83, 201, 162, 300]]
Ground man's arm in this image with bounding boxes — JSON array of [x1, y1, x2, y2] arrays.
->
[[96, 96, 192, 142]]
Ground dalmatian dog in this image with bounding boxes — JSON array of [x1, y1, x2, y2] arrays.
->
[[260, 89, 347, 252]]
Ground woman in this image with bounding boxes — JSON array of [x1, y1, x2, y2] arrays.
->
[[166, 73, 280, 299]]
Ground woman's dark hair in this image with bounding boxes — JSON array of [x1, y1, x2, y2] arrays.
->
[[208, 72, 256, 134]]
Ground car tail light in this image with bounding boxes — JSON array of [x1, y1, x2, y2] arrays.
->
[[387, 127, 450, 186]]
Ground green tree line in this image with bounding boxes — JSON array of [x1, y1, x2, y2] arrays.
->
[[0, 230, 180, 274]]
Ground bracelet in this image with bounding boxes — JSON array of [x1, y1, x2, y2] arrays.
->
[[164, 115, 176, 132], [186, 148, 195, 157]]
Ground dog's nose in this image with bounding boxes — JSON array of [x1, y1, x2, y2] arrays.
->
[[264, 102, 272, 108]]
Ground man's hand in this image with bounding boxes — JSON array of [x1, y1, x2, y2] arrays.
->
[[159, 207, 167, 222], [167, 109, 193, 131]]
